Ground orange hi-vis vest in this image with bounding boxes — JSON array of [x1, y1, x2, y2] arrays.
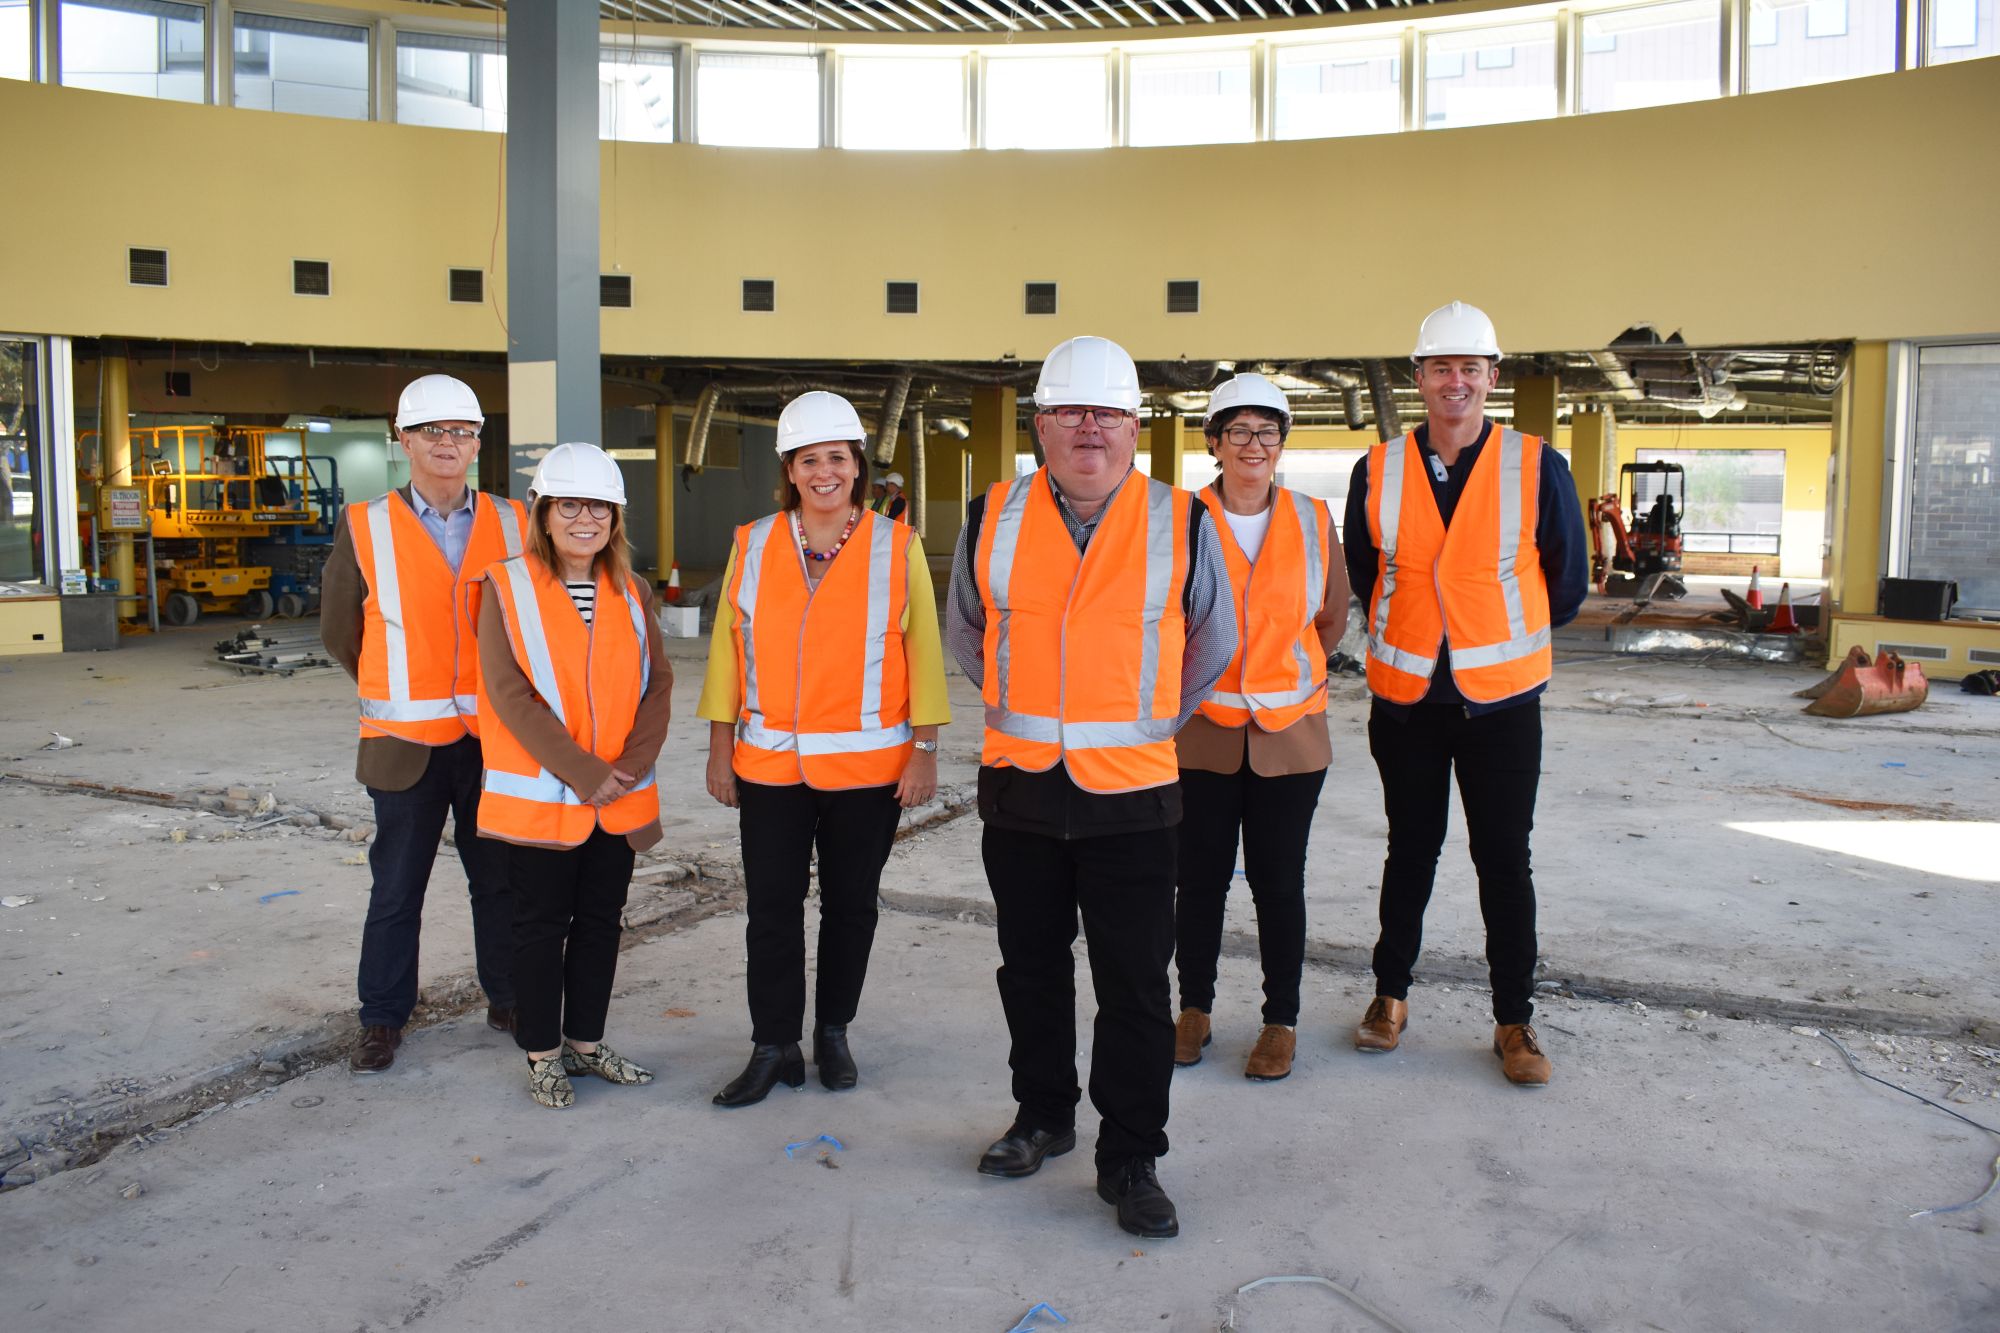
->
[[1364, 427, 1552, 706], [727, 508, 915, 790], [348, 489, 525, 744], [474, 556, 659, 848], [1196, 485, 1333, 733], [975, 469, 1192, 794]]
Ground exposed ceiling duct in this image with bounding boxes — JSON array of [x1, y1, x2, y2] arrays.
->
[[1364, 360, 1404, 442], [873, 371, 914, 466]]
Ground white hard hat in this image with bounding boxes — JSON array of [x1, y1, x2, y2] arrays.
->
[[1202, 372, 1291, 428], [528, 442, 626, 507], [395, 374, 484, 430], [776, 391, 866, 456], [1034, 335, 1142, 413], [1411, 301, 1502, 361], [883, 472, 904, 487]]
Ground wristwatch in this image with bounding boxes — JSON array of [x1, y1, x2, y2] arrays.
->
[[912, 739, 938, 753]]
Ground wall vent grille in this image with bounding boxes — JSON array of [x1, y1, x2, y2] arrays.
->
[[448, 268, 484, 303], [293, 259, 331, 297], [128, 247, 169, 287], [742, 278, 775, 312], [600, 273, 633, 308], [1877, 641, 1950, 661], [1025, 282, 1057, 315], [1166, 279, 1201, 314], [886, 281, 919, 315]]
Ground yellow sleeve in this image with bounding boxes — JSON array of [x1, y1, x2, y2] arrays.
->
[[696, 544, 742, 724], [902, 540, 953, 727]]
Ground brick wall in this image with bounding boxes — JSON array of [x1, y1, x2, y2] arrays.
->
[[1908, 350, 2000, 611]]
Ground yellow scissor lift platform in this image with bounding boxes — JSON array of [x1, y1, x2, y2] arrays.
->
[[82, 425, 316, 626]]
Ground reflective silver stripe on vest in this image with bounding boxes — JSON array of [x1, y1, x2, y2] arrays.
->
[[499, 557, 567, 727], [984, 477, 1034, 714], [361, 697, 462, 722], [1370, 437, 1408, 655], [738, 713, 911, 755], [984, 705, 1177, 750], [484, 766, 657, 807], [362, 496, 412, 703], [1209, 681, 1323, 712], [487, 494, 524, 559], [1494, 428, 1530, 646], [622, 580, 652, 695], [1367, 638, 1438, 676], [858, 515, 895, 731], [735, 515, 781, 720], [1135, 479, 1176, 713], [1451, 625, 1551, 669], [1288, 489, 1325, 692]]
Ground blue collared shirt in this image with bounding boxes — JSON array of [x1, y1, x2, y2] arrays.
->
[[411, 487, 476, 574]]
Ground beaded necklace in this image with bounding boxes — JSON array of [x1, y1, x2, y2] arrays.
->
[[794, 507, 859, 563]]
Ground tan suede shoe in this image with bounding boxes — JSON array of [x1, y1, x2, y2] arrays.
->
[[1354, 997, 1408, 1052], [1493, 1023, 1551, 1086], [1173, 1009, 1211, 1067], [1244, 1025, 1296, 1081]]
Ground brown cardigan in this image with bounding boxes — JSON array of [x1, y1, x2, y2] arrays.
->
[[476, 573, 674, 851]]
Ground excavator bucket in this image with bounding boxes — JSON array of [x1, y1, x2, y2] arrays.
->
[[1801, 650, 1929, 718], [1796, 645, 1873, 699]]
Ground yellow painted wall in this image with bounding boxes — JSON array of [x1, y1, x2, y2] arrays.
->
[[4, 61, 1999, 360], [1830, 342, 1890, 615]]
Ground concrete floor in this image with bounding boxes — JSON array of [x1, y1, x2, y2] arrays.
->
[[2, 622, 1997, 1330]]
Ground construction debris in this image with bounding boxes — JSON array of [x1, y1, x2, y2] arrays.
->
[[1801, 649, 1929, 718], [213, 624, 337, 677]]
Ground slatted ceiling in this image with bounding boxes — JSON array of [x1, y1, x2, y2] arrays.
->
[[424, 0, 1443, 33]]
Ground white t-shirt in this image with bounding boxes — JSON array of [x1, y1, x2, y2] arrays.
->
[[1221, 504, 1274, 563]]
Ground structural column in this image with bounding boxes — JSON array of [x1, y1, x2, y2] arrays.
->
[[653, 398, 675, 584], [1568, 406, 1615, 514], [1148, 413, 1185, 488], [1827, 342, 1889, 615], [100, 344, 135, 607], [967, 386, 1015, 497], [505, 0, 601, 494], [1513, 374, 1559, 445]]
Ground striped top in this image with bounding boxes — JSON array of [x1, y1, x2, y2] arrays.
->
[[565, 581, 596, 625]]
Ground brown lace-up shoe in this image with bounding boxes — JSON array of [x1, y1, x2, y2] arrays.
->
[[1493, 1023, 1552, 1086], [1172, 1009, 1211, 1067], [1244, 1025, 1296, 1081], [349, 1024, 402, 1074], [1354, 997, 1408, 1052]]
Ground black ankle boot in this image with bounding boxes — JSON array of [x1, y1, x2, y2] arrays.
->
[[712, 1042, 804, 1108], [812, 1024, 858, 1091]]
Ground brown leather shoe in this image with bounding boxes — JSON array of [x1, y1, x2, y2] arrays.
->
[[1493, 1023, 1551, 1086], [486, 1005, 516, 1033], [349, 1024, 402, 1074], [1354, 997, 1408, 1052], [1244, 1025, 1295, 1081], [1172, 1009, 1211, 1067]]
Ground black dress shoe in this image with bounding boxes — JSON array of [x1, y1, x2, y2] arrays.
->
[[485, 1004, 516, 1033], [712, 1042, 805, 1108], [1096, 1157, 1180, 1239], [349, 1024, 402, 1074], [812, 1024, 858, 1091], [977, 1124, 1077, 1179]]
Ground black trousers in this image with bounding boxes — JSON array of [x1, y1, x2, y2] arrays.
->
[[984, 823, 1177, 1166], [507, 826, 635, 1054], [737, 780, 902, 1047], [358, 737, 514, 1028], [1367, 698, 1542, 1025], [1175, 765, 1326, 1027]]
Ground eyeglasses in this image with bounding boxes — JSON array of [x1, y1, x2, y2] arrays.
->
[[553, 499, 614, 519], [1040, 404, 1136, 426], [1221, 425, 1284, 448], [408, 425, 480, 442]]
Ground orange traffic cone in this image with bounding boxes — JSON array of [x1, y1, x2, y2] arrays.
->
[[1767, 582, 1798, 634], [1746, 565, 1764, 610], [664, 563, 682, 605]]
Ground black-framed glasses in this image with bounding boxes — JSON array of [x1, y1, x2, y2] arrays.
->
[[1047, 406, 1134, 430], [1221, 424, 1283, 447], [553, 499, 614, 519], [408, 425, 480, 442]]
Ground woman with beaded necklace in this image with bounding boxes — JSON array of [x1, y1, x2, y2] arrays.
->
[[698, 391, 950, 1107]]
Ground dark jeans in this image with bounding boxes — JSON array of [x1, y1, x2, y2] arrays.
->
[[983, 823, 1177, 1166], [358, 737, 514, 1029], [1175, 765, 1326, 1027], [737, 780, 902, 1047], [507, 826, 635, 1054], [1367, 698, 1542, 1025]]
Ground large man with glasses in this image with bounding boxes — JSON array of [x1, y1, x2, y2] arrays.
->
[[947, 335, 1235, 1240], [322, 374, 528, 1074], [1344, 303, 1586, 1087]]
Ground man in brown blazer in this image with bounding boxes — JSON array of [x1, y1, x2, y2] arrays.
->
[[321, 375, 527, 1073]]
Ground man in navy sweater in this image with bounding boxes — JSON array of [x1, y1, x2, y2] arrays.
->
[[1341, 302, 1587, 1087]]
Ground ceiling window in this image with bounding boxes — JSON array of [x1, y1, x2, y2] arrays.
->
[[397, 31, 506, 132], [842, 55, 965, 150], [698, 51, 818, 148], [1, 0, 29, 81], [600, 45, 674, 143], [983, 55, 1108, 150], [61, 0, 206, 104], [1929, 0, 1997, 63], [1423, 23, 1556, 129], [1272, 39, 1401, 140], [1127, 49, 1253, 147], [1577, 0, 1721, 115], [1746, 0, 1896, 92], [233, 12, 369, 121]]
